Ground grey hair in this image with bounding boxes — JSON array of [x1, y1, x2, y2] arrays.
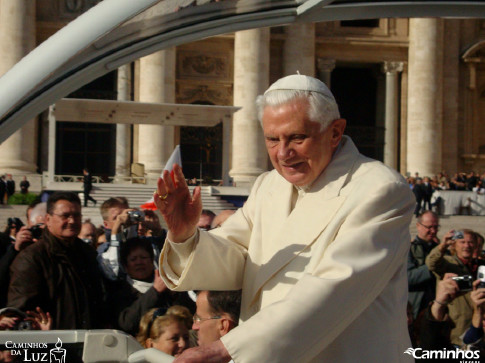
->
[[256, 89, 341, 131], [30, 202, 46, 225]]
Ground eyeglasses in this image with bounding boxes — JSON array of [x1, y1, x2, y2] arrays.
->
[[50, 212, 82, 220], [418, 222, 440, 230], [192, 313, 221, 324]]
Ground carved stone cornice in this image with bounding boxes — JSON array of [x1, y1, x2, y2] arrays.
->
[[176, 83, 233, 105], [178, 52, 231, 80]]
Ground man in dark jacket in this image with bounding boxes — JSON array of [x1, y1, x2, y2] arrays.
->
[[408, 211, 440, 318], [82, 168, 97, 207], [7, 191, 105, 329]]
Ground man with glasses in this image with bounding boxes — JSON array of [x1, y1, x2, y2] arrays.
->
[[192, 290, 241, 347], [408, 211, 440, 318], [426, 229, 480, 345], [7, 191, 105, 329]]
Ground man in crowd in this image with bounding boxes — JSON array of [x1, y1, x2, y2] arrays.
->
[[193, 290, 241, 347], [408, 211, 440, 318], [19, 176, 30, 194], [82, 168, 97, 207], [426, 228, 479, 345], [0, 175, 5, 204], [99, 196, 129, 241], [5, 174, 14, 200], [155, 75, 415, 362], [7, 192, 105, 329], [0, 204, 46, 306], [413, 177, 424, 217], [211, 210, 235, 230], [422, 176, 434, 211], [197, 210, 216, 231]]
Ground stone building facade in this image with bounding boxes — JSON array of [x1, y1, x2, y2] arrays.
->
[[1, 0, 485, 188]]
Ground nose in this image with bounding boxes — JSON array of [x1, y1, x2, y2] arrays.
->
[[277, 141, 293, 160], [178, 337, 187, 349]]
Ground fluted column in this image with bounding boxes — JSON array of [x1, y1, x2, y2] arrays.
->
[[382, 61, 403, 170], [138, 49, 175, 182], [317, 58, 336, 89], [115, 64, 132, 182], [230, 28, 270, 188], [0, 0, 37, 173], [407, 18, 443, 177], [283, 23, 315, 77]]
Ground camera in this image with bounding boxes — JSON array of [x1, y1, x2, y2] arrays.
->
[[127, 210, 145, 223], [478, 266, 485, 289], [451, 275, 473, 291], [16, 320, 34, 330], [7, 217, 24, 231], [28, 224, 43, 240], [452, 230, 464, 240]]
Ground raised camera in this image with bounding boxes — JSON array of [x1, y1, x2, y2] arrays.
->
[[127, 210, 145, 223], [451, 275, 473, 291], [28, 224, 43, 239], [452, 230, 464, 240]]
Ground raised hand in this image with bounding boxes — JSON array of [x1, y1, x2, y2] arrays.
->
[[154, 164, 202, 242], [26, 306, 52, 331]]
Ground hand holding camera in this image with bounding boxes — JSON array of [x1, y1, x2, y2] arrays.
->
[[111, 209, 146, 237], [14, 226, 33, 252]]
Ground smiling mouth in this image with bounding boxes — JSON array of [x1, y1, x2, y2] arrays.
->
[[282, 162, 304, 169]]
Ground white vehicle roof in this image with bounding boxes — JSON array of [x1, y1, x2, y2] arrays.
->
[[0, 0, 484, 143]]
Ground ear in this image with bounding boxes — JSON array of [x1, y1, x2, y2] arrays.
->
[[44, 213, 52, 229], [219, 318, 234, 336], [145, 338, 153, 348], [329, 118, 346, 148]]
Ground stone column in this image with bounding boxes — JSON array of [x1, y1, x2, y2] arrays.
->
[[317, 58, 336, 89], [407, 18, 444, 177], [283, 23, 315, 77], [382, 61, 403, 170], [230, 28, 270, 188], [115, 64, 132, 182], [0, 0, 37, 173], [138, 49, 176, 183]]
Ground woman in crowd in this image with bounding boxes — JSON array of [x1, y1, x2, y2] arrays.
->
[[106, 237, 194, 335], [136, 306, 191, 358]]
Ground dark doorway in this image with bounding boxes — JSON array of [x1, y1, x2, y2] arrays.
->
[[331, 64, 384, 161], [56, 122, 116, 177], [179, 101, 223, 183], [55, 71, 117, 177]]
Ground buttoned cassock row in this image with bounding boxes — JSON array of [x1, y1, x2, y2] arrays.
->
[[160, 136, 415, 363]]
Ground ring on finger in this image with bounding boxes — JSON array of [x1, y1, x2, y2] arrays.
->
[[156, 192, 168, 200]]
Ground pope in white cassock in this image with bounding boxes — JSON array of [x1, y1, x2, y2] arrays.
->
[[154, 75, 415, 363]]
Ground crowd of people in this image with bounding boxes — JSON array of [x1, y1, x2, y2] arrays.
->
[[408, 210, 485, 355], [0, 191, 239, 361]]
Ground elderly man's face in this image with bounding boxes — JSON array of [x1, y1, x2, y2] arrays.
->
[[416, 213, 439, 242], [263, 98, 345, 187], [455, 233, 476, 261]]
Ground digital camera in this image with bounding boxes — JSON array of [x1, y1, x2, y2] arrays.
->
[[28, 223, 43, 239], [127, 210, 145, 223], [452, 230, 464, 240], [451, 275, 473, 291]]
